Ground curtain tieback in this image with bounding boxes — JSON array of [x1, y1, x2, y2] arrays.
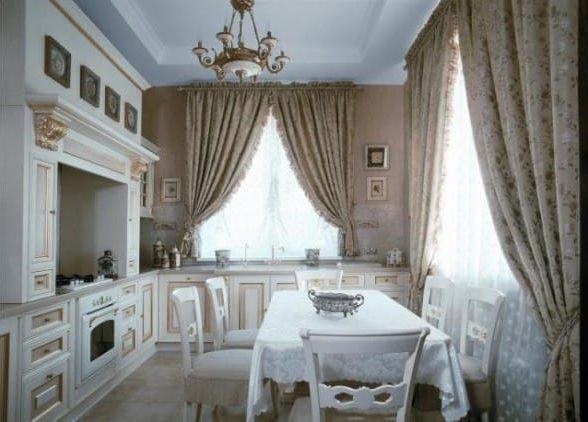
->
[[547, 310, 579, 363]]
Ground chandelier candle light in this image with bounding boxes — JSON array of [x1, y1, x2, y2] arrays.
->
[[192, 0, 289, 81]]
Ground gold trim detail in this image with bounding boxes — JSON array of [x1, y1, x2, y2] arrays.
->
[[130, 160, 148, 181], [34, 115, 68, 151], [49, 0, 144, 91]]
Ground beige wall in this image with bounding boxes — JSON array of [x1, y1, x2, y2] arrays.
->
[[141, 85, 407, 261]]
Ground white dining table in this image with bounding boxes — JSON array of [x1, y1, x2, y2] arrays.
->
[[246, 289, 470, 421]]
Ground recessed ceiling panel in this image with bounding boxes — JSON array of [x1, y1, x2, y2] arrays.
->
[[74, 0, 440, 85]]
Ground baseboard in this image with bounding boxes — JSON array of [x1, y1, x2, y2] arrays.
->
[[62, 343, 157, 421]]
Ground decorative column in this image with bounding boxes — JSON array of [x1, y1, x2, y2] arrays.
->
[[33, 113, 68, 151], [130, 159, 148, 181]]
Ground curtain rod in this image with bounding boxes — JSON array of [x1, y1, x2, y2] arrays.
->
[[176, 82, 361, 92]]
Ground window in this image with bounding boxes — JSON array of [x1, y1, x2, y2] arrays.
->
[[435, 61, 547, 420], [199, 113, 339, 259]]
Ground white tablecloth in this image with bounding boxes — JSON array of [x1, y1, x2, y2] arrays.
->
[[246, 290, 469, 421]]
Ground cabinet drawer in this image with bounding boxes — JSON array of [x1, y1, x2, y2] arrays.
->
[[374, 275, 403, 288], [23, 329, 69, 373], [121, 303, 137, 320], [121, 322, 137, 359], [24, 304, 68, 339], [30, 269, 54, 298], [22, 357, 69, 422], [341, 274, 364, 288], [120, 282, 137, 301]]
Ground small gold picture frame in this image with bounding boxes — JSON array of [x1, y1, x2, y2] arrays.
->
[[44, 36, 71, 88], [105, 86, 120, 121], [124, 102, 138, 133], [367, 177, 387, 201], [364, 144, 389, 170], [161, 178, 181, 202], [80, 65, 100, 107]]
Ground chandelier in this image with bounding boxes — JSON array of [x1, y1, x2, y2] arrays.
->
[[192, 0, 289, 82]]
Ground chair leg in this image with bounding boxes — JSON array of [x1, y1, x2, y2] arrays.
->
[[270, 380, 279, 419], [183, 402, 193, 422], [195, 403, 202, 422], [480, 411, 490, 422]]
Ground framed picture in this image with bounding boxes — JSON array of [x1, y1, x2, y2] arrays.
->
[[80, 65, 100, 107], [44, 36, 71, 88], [161, 178, 181, 202], [367, 177, 387, 201], [124, 102, 138, 133], [364, 144, 389, 170], [105, 86, 120, 121]]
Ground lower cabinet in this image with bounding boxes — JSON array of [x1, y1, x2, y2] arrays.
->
[[21, 355, 70, 422], [365, 271, 410, 307], [139, 276, 157, 348], [0, 318, 18, 422], [158, 273, 214, 342], [269, 275, 297, 300], [229, 275, 270, 330]]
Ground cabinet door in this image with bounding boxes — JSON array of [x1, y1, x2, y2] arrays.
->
[[159, 277, 213, 342], [270, 275, 297, 301], [127, 184, 140, 275], [31, 159, 56, 265], [21, 356, 70, 422], [140, 278, 157, 346], [230, 276, 270, 330]]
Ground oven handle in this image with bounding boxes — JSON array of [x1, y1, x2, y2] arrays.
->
[[88, 303, 118, 327]]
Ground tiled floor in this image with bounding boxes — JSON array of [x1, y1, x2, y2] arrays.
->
[[81, 352, 289, 422]]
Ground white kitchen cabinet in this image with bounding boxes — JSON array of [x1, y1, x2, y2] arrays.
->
[[0, 318, 18, 422], [126, 183, 140, 276], [269, 274, 298, 300], [139, 163, 154, 218], [158, 274, 214, 342], [139, 275, 157, 348], [365, 271, 410, 307], [21, 355, 70, 422], [229, 275, 270, 330], [29, 157, 57, 300]]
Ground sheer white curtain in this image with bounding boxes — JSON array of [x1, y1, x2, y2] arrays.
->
[[199, 113, 339, 260], [435, 63, 548, 420]]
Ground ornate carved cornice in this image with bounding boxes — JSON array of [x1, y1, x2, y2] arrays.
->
[[34, 113, 69, 151], [130, 159, 148, 181]]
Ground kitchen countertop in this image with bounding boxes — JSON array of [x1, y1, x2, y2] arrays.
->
[[0, 263, 410, 320], [0, 269, 159, 321]]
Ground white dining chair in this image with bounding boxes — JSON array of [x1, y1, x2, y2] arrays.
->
[[289, 327, 430, 422], [458, 286, 505, 422], [171, 286, 253, 422], [421, 275, 454, 332], [294, 269, 344, 291], [206, 276, 258, 350]]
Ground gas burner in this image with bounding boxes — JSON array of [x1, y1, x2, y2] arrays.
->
[[56, 273, 112, 294]]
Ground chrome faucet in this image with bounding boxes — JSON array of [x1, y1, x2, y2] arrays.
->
[[270, 245, 285, 264], [243, 243, 249, 265]]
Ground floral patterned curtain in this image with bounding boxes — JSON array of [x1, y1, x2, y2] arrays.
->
[[456, 0, 579, 419]]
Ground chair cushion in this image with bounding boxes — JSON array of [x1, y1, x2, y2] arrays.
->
[[458, 354, 492, 411], [223, 328, 258, 349], [185, 349, 252, 407]]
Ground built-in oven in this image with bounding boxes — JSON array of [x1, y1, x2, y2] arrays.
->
[[78, 289, 119, 382]]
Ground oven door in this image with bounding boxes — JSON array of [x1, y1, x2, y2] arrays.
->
[[81, 303, 119, 381]]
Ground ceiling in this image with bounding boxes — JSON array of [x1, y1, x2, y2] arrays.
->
[[74, 0, 439, 86]]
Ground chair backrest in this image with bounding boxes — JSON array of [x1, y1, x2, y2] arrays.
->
[[421, 276, 454, 332], [206, 276, 230, 350], [459, 287, 505, 376], [171, 286, 205, 373], [300, 327, 430, 422], [295, 269, 344, 291]]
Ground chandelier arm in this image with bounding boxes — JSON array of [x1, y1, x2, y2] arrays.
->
[[238, 12, 244, 45], [197, 54, 216, 68], [266, 61, 284, 74], [228, 11, 237, 48], [248, 11, 261, 45]]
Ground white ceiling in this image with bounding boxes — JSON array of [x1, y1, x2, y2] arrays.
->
[[74, 0, 439, 86]]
